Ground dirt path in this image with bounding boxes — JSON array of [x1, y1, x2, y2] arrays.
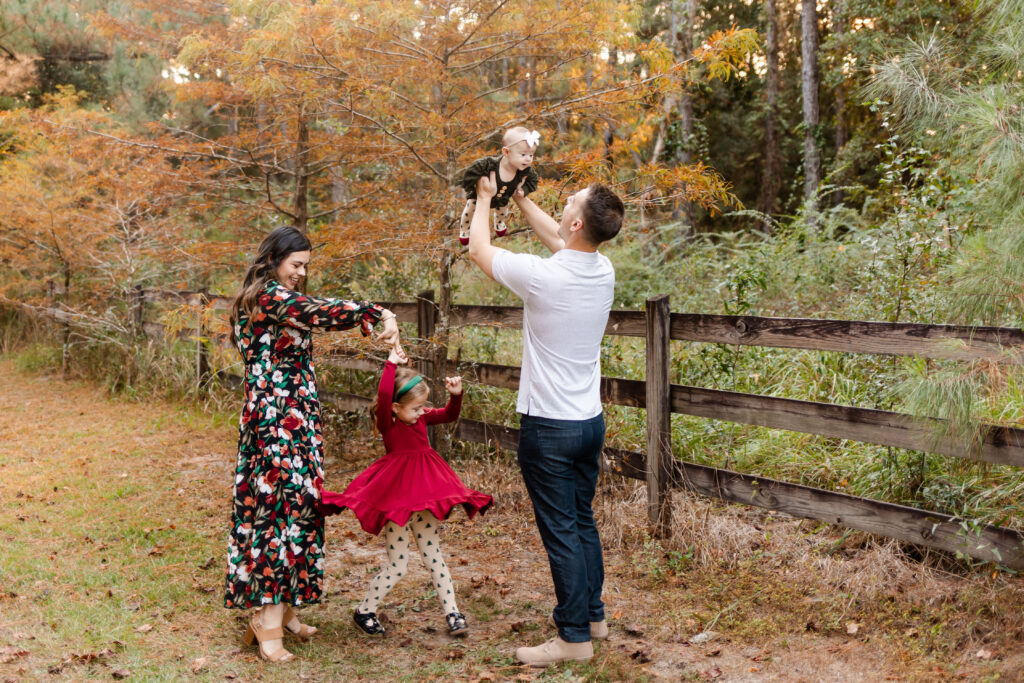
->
[[2, 359, 1022, 681]]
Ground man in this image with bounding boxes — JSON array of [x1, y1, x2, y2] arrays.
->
[[467, 171, 625, 666]]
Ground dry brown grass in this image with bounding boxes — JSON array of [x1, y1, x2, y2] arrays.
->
[[4, 357, 1024, 681]]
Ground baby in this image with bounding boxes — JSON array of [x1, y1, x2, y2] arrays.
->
[[457, 126, 540, 245]]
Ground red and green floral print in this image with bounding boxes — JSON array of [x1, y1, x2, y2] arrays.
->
[[224, 281, 383, 609]]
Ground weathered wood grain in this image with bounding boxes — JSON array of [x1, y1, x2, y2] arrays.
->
[[669, 384, 1024, 467], [671, 314, 1024, 361], [646, 295, 672, 532]]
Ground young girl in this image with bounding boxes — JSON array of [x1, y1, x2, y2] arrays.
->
[[321, 349, 493, 636]]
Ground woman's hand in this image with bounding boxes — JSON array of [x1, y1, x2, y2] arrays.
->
[[444, 375, 463, 396], [388, 345, 408, 365], [376, 309, 400, 347]]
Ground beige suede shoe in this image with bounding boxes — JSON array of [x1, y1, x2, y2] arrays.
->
[[516, 636, 593, 667], [547, 615, 610, 640]]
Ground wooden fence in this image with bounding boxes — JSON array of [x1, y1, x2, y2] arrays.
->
[[137, 287, 1024, 568]]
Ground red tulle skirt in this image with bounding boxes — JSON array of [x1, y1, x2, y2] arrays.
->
[[321, 448, 493, 535]]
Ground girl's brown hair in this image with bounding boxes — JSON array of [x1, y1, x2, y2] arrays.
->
[[229, 225, 312, 345], [370, 366, 430, 430]]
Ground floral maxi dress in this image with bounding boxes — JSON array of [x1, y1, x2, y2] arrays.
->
[[224, 281, 383, 609]]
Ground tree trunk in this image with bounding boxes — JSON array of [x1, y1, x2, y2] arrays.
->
[[292, 109, 310, 232], [757, 0, 781, 233], [831, 0, 848, 208], [673, 0, 697, 230], [801, 0, 821, 227], [518, 56, 530, 103], [61, 263, 71, 375]]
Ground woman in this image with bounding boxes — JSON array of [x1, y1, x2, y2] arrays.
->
[[224, 225, 401, 662]]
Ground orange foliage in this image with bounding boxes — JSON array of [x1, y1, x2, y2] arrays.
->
[[0, 89, 181, 319], [2, 1, 757, 326]]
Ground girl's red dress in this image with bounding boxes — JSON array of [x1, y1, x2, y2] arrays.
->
[[321, 361, 493, 535]]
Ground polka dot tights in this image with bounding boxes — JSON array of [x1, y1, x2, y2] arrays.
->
[[357, 511, 458, 616]]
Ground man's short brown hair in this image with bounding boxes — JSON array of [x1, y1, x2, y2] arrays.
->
[[580, 183, 624, 245]]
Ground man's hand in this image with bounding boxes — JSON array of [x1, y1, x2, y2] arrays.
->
[[476, 171, 497, 201], [514, 177, 527, 198], [444, 375, 463, 395]]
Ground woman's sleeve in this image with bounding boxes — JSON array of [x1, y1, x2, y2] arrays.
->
[[423, 391, 462, 426], [521, 167, 539, 195], [376, 361, 397, 433], [259, 284, 383, 334]]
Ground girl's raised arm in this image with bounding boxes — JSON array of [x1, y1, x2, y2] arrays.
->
[[376, 360, 398, 433], [424, 391, 462, 426]]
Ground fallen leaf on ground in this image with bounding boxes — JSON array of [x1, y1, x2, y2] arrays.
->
[[0, 646, 29, 663], [624, 623, 645, 636], [701, 666, 723, 679], [111, 670, 131, 679], [976, 648, 995, 660], [705, 648, 722, 657], [191, 657, 208, 673], [846, 622, 860, 635], [690, 631, 718, 644], [135, 624, 153, 633]]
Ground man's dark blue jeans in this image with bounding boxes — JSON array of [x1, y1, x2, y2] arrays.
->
[[517, 412, 606, 643]]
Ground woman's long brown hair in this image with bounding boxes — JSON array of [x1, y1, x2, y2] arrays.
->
[[229, 225, 312, 345]]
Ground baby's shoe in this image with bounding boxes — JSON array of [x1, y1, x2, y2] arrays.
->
[[446, 611, 469, 636], [353, 610, 385, 635]]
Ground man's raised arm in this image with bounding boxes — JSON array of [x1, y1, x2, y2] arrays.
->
[[514, 193, 564, 253], [467, 172, 502, 280]]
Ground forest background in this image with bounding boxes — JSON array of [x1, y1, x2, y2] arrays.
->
[[2, 0, 1024, 554]]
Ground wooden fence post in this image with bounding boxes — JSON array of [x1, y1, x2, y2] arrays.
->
[[417, 289, 437, 447], [646, 294, 672, 535], [195, 288, 210, 392]]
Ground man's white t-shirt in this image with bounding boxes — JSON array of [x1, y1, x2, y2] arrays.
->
[[491, 247, 614, 420]]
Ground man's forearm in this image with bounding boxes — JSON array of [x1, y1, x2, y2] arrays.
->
[[514, 195, 564, 252], [468, 195, 499, 279]]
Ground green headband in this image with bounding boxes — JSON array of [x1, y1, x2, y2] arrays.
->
[[394, 375, 424, 401]]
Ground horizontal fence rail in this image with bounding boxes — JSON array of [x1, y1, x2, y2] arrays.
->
[[66, 287, 1024, 567], [456, 418, 1024, 568]]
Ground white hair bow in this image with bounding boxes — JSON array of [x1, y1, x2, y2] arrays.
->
[[523, 130, 540, 148]]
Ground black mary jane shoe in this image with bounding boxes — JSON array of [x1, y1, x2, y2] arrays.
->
[[353, 610, 386, 635], [446, 611, 469, 636]]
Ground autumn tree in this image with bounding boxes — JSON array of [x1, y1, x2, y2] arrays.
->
[[115, 1, 754, 315], [0, 89, 181, 380]]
